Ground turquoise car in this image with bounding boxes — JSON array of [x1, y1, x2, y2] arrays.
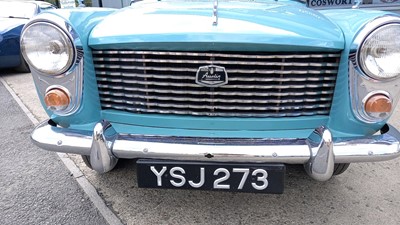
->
[[21, 0, 400, 194]]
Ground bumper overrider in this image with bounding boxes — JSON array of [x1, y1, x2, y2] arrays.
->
[[31, 120, 400, 181]]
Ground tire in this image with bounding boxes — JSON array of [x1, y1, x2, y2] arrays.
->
[[81, 155, 93, 169], [81, 154, 118, 173], [333, 163, 350, 176]]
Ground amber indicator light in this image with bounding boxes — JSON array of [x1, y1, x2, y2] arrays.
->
[[44, 88, 70, 109], [364, 94, 392, 113]]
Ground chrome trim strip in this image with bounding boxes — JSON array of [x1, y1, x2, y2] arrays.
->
[[31, 120, 400, 180]]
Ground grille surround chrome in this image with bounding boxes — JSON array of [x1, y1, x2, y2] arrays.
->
[[93, 50, 340, 118]]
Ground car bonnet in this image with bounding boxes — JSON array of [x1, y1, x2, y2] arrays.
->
[[88, 1, 344, 51]]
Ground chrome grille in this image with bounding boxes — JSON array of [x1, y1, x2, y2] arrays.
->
[[92, 50, 340, 117]]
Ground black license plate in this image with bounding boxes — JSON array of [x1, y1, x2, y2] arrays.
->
[[137, 160, 285, 194]]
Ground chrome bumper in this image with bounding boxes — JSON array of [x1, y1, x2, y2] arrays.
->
[[31, 120, 400, 181]]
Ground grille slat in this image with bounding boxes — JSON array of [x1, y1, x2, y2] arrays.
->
[[93, 50, 340, 118], [97, 79, 335, 89], [97, 86, 334, 97], [97, 73, 337, 82], [99, 94, 332, 104], [93, 57, 339, 67], [94, 65, 339, 73], [100, 99, 332, 111]]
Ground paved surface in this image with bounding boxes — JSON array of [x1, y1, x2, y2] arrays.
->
[[2, 71, 400, 225], [0, 77, 109, 225]]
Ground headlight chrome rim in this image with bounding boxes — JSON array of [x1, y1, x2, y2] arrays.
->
[[21, 21, 76, 76], [355, 17, 400, 81]]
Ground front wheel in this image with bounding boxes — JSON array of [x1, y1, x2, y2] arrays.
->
[[81, 155, 93, 169], [333, 163, 350, 176], [80, 155, 118, 173]]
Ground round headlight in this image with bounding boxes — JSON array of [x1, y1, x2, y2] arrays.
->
[[21, 22, 75, 75], [358, 23, 400, 80]]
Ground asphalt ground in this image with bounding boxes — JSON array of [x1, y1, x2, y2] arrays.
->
[[2, 71, 400, 225], [0, 77, 109, 225]]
